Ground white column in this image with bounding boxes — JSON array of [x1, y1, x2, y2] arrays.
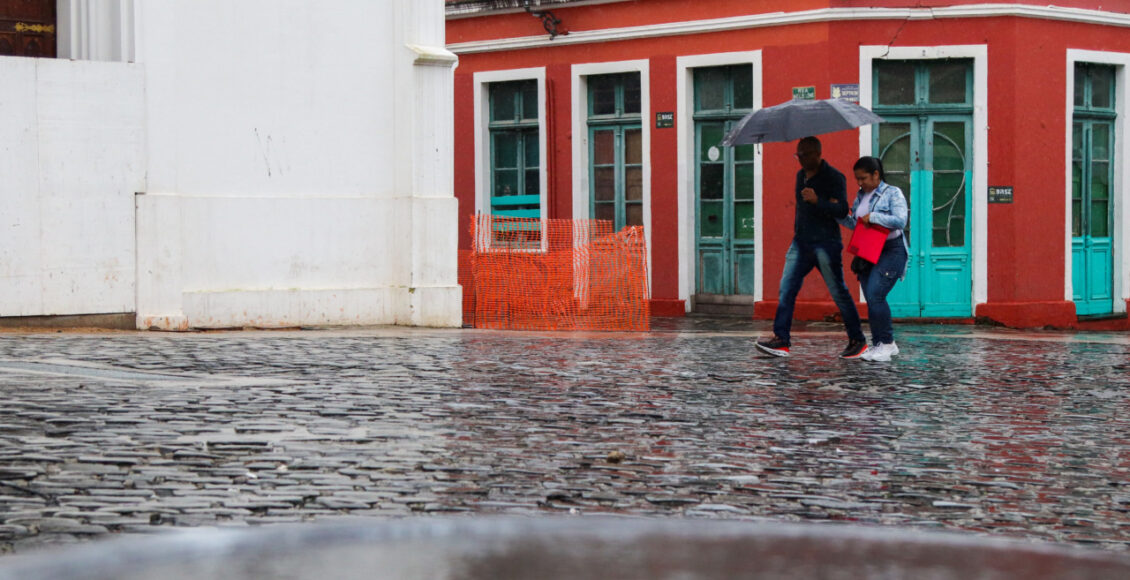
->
[[57, 0, 135, 62], [393, 0, 462, 326]]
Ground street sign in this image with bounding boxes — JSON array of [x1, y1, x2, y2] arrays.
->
[[792, 86, 815, 100], [988, 186, 1013, 203], [831, 83, 859, 103]]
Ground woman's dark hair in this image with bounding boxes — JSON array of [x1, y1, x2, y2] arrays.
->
[[853, 156, 885, 182]]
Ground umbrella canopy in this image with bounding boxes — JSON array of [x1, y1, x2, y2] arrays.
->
[[721, 98, 885, 146]]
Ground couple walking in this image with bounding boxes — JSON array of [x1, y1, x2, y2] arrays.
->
[[755, 136, 909, 362]]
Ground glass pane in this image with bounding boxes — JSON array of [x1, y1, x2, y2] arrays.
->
[[624, 73, 641, 115], [1092, 123, 1111, 161], [700, 164, 724, 200], [595, 202, 615, 223], [700, 202, 724, 237], [695, 67, 726, 111], [1091, 200, 1109, 237], [494, 169, 518, 197], [1091, 66, 1115, 109], [932, 172, 965, 247], [877, 62, 915, 105], [625, 129, 642, 164], [493, 132, 518, 169], [734, 143, 754, 163], [734, 202, 755, 240], [732, 65, 753, 109], [491, 83, 516, 121], [734, 164, 754, 201], [932, 123, 966, 171], [625, 167, 642, 201], [1092, 160, 1110, 200], [928, 61, 969, 104], [878, 123, 912, 173], [524, 169, 539, 196], [1074, 65, 1086, 108], [1073, 123, 1084, 163], [626, 203, 643, 227], [1072, 160, 1083, 203], [593, 130, 615, 165], [521, 82, 538, 120], [594, 167, 615, 201], [1072, 125, 1083, 237], [879, 122, 912, 239], [590, 75, 616, 116], [700, 124, 725, 160], [1072, 199, 1082, 237], [524, 133, 539, 168]]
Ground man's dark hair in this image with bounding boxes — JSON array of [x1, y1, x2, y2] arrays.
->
[[797, 136, 822, 153]]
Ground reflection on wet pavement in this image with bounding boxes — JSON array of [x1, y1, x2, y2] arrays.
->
[[0, 325, 1127, 553]]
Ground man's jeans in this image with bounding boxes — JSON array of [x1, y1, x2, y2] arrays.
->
[[773, 240, 865, 344], [858, 238, 908, 345]]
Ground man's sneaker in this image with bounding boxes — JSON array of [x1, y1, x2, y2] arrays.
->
[[755, 336, 790, 357], [865, 342, 898, 362], [839, 339, 868, 359]]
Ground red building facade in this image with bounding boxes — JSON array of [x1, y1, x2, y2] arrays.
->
[[447, 0, 1130, 328]]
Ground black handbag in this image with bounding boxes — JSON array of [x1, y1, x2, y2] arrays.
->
[[850, 256, 871, 275]]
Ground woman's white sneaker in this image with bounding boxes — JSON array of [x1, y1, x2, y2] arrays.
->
[[866, 342, 898, 362]]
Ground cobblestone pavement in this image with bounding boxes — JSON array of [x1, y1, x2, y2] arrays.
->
[[0, 320, 1128, 555]]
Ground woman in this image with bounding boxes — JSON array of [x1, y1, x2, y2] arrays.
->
[[838, 156, 909, 362]]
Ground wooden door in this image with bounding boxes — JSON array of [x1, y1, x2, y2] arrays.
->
[[0, 0, 56, 58]]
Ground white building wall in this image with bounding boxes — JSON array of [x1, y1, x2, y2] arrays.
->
[[0, 0, 459, 329], [133, 0, 460, 329], [0, 56, 145, 317]]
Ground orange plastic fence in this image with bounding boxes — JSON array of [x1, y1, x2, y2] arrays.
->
[[463, 215, 650, 331]]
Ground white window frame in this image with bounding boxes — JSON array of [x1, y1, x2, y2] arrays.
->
[[473, 67, 548, 251], [571, 60, 651, 289], [859, 45, 989, 309], [1065, 50, 1130, 314], [675, 51, 763, 310]]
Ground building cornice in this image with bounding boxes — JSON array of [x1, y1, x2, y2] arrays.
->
[[448, 4, 1130, 54], [446, 0, 628, 20]]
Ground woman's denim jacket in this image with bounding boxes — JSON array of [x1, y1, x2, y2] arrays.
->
[[837, 181, 910, 278]]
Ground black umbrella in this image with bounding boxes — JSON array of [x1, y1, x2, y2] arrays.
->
[[721, 98, 885, 146]]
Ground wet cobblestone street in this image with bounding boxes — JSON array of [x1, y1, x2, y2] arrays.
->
[[0, 320, 1128, 554]]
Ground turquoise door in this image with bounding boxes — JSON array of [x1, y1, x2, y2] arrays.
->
[[695, 122, 756, 295], [1072, 64, 1116, 316], [693, 65, 756, 296], [874, 60, 974, 318]]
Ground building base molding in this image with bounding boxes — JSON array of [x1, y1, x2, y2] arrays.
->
[[650, 299, 686, 317], [975, 301, 1077, 329]]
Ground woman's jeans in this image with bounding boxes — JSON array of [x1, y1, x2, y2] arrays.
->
[[773, 240, 865, 344], [857, 238, 908, 345]]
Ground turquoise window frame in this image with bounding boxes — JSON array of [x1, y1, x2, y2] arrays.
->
[[1072, 63, 1116, 238], [587, 72, 643, 230], [489, 80, 540, 219]]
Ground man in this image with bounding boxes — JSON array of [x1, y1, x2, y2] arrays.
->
[[755, 136, 867, 359]]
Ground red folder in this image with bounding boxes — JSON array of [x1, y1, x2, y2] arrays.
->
[[847, 222, 891, 264]]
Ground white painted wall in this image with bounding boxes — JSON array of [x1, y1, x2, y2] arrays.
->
[[1, 0, 460, 329], [134, 0, 460, 329], [0, 56, 145, 317]]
